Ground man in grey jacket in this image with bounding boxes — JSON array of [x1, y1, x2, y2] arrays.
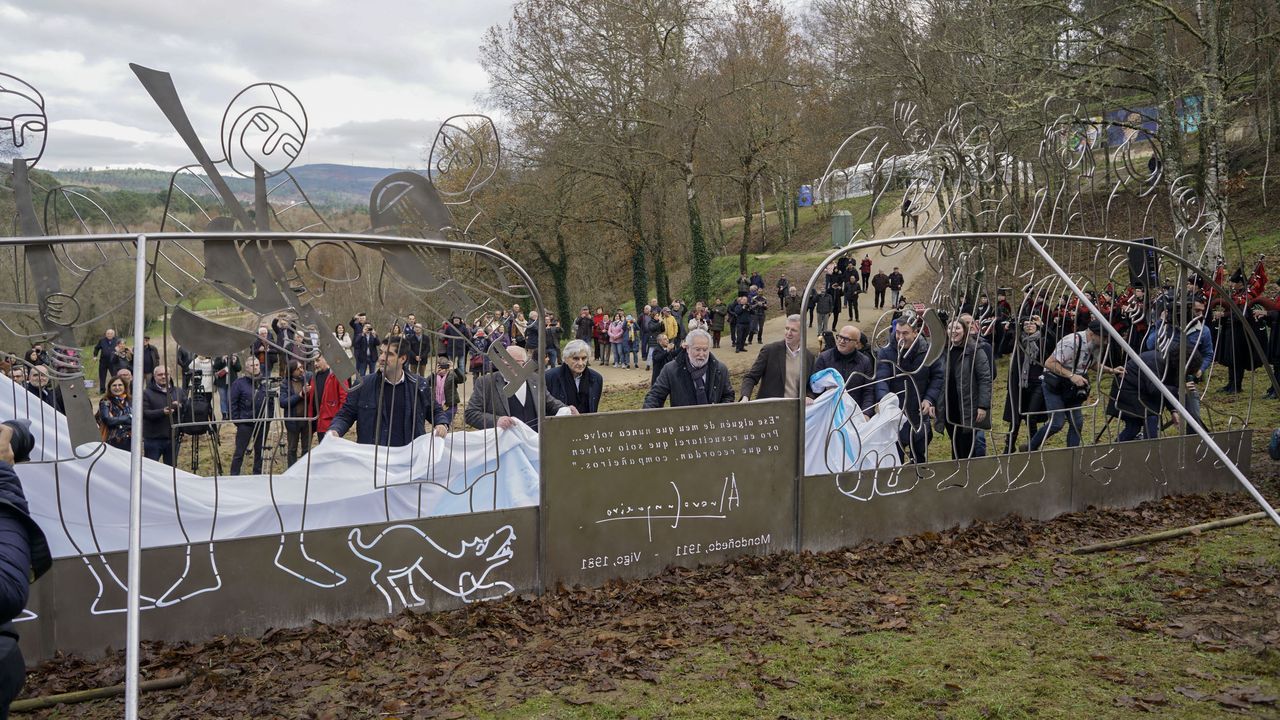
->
[[465, 345, 574, 432]]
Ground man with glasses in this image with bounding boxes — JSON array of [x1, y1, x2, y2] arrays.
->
[[814, 325, 876, 409], [141, 366, 187, 466], [466, 345, 573, 432], [24, 366, 63, 412], [738, 316, 814, 402]]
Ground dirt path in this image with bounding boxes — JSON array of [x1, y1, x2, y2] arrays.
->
[[591, 206, 938, 387]]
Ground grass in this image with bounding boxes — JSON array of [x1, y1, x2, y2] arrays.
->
[[462, 520, 1278, 719]]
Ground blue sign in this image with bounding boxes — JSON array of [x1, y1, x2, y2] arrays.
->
[[797, 184, 813, 208]]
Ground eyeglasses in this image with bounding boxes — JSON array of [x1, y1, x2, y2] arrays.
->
[[835, 335, 857, 343]]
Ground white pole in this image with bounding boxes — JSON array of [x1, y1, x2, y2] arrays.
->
[[125, 234, 148, 719], [1025, 234, 1280, 528]]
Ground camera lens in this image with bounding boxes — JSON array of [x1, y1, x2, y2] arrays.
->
[[2, 420, 35, 464]]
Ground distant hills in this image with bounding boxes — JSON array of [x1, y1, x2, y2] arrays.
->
[[49, 163, 410, 208]]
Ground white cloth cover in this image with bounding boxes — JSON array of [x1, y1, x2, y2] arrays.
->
[[0, 375, 540, 558], [803, 367, 906, 475]]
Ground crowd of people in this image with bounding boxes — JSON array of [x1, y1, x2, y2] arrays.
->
[[3, 254, 1277, 473]]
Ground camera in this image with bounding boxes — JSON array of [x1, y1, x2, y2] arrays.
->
[[2, 419, 35, 463]]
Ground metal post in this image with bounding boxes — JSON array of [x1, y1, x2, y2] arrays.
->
[[125, 234, 148, 720], [1025, 235, 1280, 528]]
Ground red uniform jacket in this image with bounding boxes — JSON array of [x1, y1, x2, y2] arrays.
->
[[311, 370, 349, 434]]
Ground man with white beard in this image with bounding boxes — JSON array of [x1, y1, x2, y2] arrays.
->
[[643, 329, 735, 408]]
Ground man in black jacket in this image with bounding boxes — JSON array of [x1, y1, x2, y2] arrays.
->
[[0, 422, 51, 717], [92, 329, 119, 391], [353, 325, 380, 377], [328, 337, 451, 445], [229, 356, 272, 475], [24, 367, 63, 413], [547, 340, 603, 414], [140, 336, 160, 380], [644, 330, 734, 408], [141, 366, 187, 466], [813, 325, 876, 409], [738, 316, 814, 402], [728, 296, 750, 353]]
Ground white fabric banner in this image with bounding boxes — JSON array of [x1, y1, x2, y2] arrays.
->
[[0, 375, 540, 558]]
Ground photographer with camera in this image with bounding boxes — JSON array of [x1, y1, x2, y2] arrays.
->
[[141, 366, 187, 466], [1028, 319, 1124, 451], [229, 356, 272, 475], [0, 420, 51, 717], [279, 360, 313, 467]]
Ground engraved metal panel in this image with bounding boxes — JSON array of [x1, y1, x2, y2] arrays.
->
[[541, 401, 798, 588]]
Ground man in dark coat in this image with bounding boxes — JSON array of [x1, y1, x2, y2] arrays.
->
[[24, 367, 63, 413], [644, 330, 734, 408], [888, 267, 905, 306], [728, 296, 750, 353], [229, 356, 272, 475], [874, 319, 944, 464], [465, 345, 570, 432], [871, 271, 890, 309], [141, 366, 187, 466], [546, 340, 603, 414], [92, 329, 119, 391], [813, 325, 876, 409], [574, 307, 594, 343], [353, 324, 380, 377], [140, 336, 160, 380], [0, 422, 52, 716], [328, 337, 452, 445], [738, 316, 815, 401]]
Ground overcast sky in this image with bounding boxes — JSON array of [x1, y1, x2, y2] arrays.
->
[[3, 0, 513, 170]]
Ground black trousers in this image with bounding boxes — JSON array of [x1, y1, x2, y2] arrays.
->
[[286, 424, 313, 467], [874, 289, 886, 308], [945, 421, 977, 460], [0, 634, 23, 720], [733, 321, 749, 351], [846, 296, 859, 322], [231, 422, 267, 475]]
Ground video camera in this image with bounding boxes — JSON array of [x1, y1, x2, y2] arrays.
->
[[1, 420, 35, 463]]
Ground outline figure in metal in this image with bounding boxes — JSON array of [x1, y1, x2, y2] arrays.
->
[[347, 523, 516, 613]]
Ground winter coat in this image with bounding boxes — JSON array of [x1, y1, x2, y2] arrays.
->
[[546, 364, 604, 414], [229, 375, 271, 422], [279, 373, 314, 433], [708, 304, 728, 333], [574, 315, 594, 342], [871, 272, 890, 291], [873, 337, 943, 423], [813, 346, 877, 409], [98, 395, 132, 449], [310, 369, 349, 434], [141, 379, 187, 440], [329, 370, 451, 446], [643, 352, 734, 408], [937, 339, 993, 430]]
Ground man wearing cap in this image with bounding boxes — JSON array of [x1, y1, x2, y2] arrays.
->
[[1028, 318, 1124, 451]]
